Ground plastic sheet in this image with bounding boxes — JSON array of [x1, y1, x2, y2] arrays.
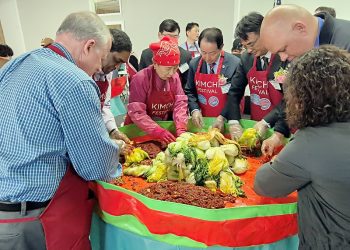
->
[[91, 213, 299, 250], [90, 118, 298, 249], [92, 181, 297, 247]]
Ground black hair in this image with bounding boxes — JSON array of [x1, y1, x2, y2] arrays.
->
[[198, 28, 223, 49], [159, 19, 180, 33], [234, 12, 264, 41], [231, 38, 243, 51], [185, 22, 199, 32], [110, 29, 132, 53], [0, 44, 14, 57], [315, 6, 336, 18]]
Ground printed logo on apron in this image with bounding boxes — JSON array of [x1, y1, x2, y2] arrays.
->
[[247, 54, 283, 121], [194, 51, 226, 117], [208, 96, 219, 107]]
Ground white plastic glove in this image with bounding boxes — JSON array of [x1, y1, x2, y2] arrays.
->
[[110, 129, 131, 144], [113, 139, 126, 154], [254, 119, 270, 138], [212, 115, 226, 132], [228, 122, 243, 140], [191, 110, 204, 128]]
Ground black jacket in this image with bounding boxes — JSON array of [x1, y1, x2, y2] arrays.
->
[[221, 51, 290, 137], [184, 51, 240, 114], [139, 47, 192, 89]]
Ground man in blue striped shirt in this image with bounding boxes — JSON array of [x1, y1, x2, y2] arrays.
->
[[0, 11, 121, 249]]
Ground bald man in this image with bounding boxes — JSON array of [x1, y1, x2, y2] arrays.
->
[[259, 4, 350, 156], [261, 4, 350, 61]]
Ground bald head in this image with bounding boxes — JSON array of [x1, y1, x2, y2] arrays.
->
[[260, 5, 319, 61]]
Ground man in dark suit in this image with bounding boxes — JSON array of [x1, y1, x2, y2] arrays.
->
[[139, 19, 191, 89], [184, 28, 240, 128], [214, 12, 290, 141], [260, 4, 350, 156]]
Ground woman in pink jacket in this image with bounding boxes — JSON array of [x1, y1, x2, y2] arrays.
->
[[125, 36, 188, 144]]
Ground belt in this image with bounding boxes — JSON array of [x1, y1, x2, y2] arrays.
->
[[0, 200, 51, 212]]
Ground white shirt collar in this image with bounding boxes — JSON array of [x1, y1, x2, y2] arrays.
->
[[262, 51, 272, 59]]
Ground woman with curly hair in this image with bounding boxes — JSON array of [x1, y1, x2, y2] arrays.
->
[[254, 45, 350, 249]]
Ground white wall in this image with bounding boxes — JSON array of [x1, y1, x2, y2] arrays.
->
[[238, 0, 349, 20], [16, 0, 91, 52], [121, 0, 349, 57], [121, 0, 236, 58], [0, 0, 26, 56]]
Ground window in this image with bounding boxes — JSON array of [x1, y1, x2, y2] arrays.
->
[[93, 0, 121, 15], [106, 22, 124, 31]]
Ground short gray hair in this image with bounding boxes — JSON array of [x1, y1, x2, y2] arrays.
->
[[57, 11, 111, 45]]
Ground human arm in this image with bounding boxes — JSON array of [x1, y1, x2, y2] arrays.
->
[[214, 56, 248, 132], [184, 60, 200, 113], [254, 138, 311, 197], [127, 71, 175, 143], [220, 54, 250, 121], [102, 84, 130, 143], [60, 81, 121, 181]]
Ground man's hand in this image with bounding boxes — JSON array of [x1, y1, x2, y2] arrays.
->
[[212, 115, 226, 132], [254, 120, 269, 138], [228, 123, 243, 140], [191, 110, 204, 128], [261, 132, 284, 157], [110, 129, 131, 144], [113, 139, 126, 154]]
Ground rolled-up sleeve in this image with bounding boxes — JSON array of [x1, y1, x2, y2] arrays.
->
[[59, 80, 121, 181]]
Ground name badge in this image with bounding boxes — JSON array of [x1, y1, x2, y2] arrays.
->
[[221, 84, 231, 94], [269, 80, 282, 90], [179, 63, 189, 73]]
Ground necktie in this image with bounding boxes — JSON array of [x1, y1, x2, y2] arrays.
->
[[209, 62, 216, 74], [261, 56, 269, 70]]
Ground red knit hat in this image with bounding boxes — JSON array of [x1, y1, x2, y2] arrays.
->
[[149, 36, 180, 66]]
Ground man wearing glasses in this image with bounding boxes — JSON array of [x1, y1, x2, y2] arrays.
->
[[139, 19, 192, 89], [213, 12, 290, 142], [184, 27, 240, 128]]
